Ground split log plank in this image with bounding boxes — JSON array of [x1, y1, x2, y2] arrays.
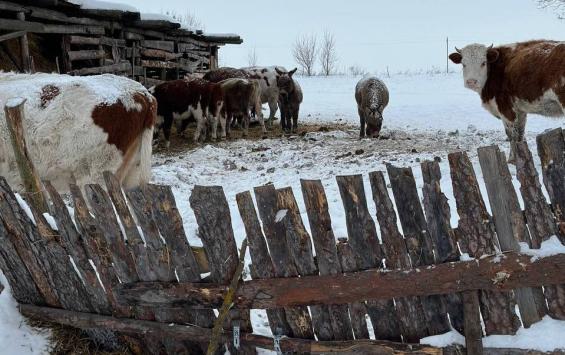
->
[[0, 31, 27, 43], [300, 179, 354, 341], [254, 184, 315, 339], [369, 170, 433, 342], [449, 151, 521, 335], [421, 160, 465, 333], [336, 240, 370, 340], [236, 191, 292, 335], [277, 186, 335, 341], [140, 48, 182, 60], [140, 40, 174, 52], [0, 18, 105, 35], [117, 251, 565, 310], [141, 59, 178, 69], [68, 61, 131, 76], [478, 145, 547, 327], [336, 175, 401, 341], [68, 49, 105, 61], [463, 291, 484, 355], [20, 304, 450, 354]]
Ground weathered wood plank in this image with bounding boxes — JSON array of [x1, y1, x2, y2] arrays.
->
[[300, 179, 354, 341], [448, 151, 521, 335], [478, 145, 547, 327], [277, 186, 335, 341], [236, 191, 292, 335], [85, 184, 138, 283], [140, 47, 182, 60], [68, 49, 105, 61], [140, 39, 174, 52], [336, 240, 370, 340], [369, 170, 432, 342], [117, 251, 565, 310], [20, 304, 452, 355], [190, 185, 253, 353], [536, 128, 565, 242], [0, 18, 105, 34], [44, 181, 110, 314], [463, 291, 484, 355], [0, 30, 27, 43], [254, 184, 314, 339], [421, 160, 465, 333], [68, 62, 131, 76], [335, 174, 400, 341], [140, 59, 178, 69]]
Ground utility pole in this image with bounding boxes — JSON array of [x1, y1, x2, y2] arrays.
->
[[446, 36, 449, 74]]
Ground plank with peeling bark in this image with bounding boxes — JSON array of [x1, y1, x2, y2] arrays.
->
[[190, 185, 253, 354], [336, 174, 400, 341], [449, 151, 521, 335], [236, 191, 291, 335], [0, 18, 105, 34], [336, 240, 370, 340], [421, 160, 465, 333], [478, 145, 547, 327], [116, 251, 565, 310], [254, 184, 315, 339], [368, 170, 432, 342], [300, 179, 354, 341], [68, 49, 105, 61], [277, 186, 335, 341]]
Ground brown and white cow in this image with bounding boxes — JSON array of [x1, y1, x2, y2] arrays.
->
[[150, 78, 224, 147], [218, 78, 266, 138], [0, 72, 156, 191], [242, 66, 289, 125], [449, 40, 565, 161]]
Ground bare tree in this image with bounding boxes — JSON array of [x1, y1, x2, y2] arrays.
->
[[247, 48, 258, 67], [319, 30, 338, 76], [293, 34, 317, 76], [348, 65, 368, 76], [164, 10, 205, 31], [536, 0, 565, 18]]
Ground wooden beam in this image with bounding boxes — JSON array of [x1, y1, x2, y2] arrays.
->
[[0, 18, 104, 35], [68, 49, 105, 61], [139, 40, 174, 52], [140, 48, 181, 60], [117, 251, 565, 310], [68, 36, 126, 47], [19, 304, 447, 354], [3, 99, 48, 213], [140, 59, 178, 69], [131, 20, 180, 31], [0, 1, 27, 12], [68, 62, 131, 76], [0, 31, 27, 43], [16, 12, 30, 72]]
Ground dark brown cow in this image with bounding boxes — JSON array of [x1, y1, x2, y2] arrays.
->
[[150, 78, 224, 147], [449, 40, 565, 161], [218, 78, 266, 138], [203, 67, 250, 82], [275, 68, 302, 133]]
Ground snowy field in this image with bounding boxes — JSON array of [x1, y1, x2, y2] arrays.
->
[[2, 71, 565, 354]]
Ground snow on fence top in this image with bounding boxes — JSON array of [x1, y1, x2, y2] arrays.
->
[[69, 0, 137, 12]]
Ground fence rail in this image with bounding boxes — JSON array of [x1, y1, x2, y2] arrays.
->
[[2, 129, 565, 354]]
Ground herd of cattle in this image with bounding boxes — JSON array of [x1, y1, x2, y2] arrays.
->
[[0, 40, 563, 192], [151, 66, 302, 148]]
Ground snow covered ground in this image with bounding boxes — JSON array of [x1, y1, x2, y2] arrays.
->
[[1, 71, 564, 354]]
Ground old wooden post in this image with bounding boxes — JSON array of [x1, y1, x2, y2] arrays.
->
[[478, 145, 547, 327], [16, 13, 30, 72], [3, 99, 48, 213]]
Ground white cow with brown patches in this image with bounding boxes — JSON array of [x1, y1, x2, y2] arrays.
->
[[0, 73, 156, 191], [242, 66, 288, 125]]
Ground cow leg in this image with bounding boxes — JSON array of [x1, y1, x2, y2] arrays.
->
[[292, 105, 299, 133], [193, 111, 205, 143], [358, 108, 366, 138], [162, 114, 173, 148], [504, 112, 527, 164], [209, 115, 218, 141], [268, 98, 278, 127], [256, 98, 267, 137], [219, 114, 227, 140], [242, 112, 250, 137]]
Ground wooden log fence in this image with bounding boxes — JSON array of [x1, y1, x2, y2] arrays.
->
[[1, 128, 565, 353]]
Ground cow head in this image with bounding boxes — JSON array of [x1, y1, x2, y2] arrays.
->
[[364, 104, 383, 138], [276, 68, 297, 100], [449, 44, 499, 92]]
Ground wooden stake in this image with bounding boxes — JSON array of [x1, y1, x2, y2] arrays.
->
[[206, 238, 248, 355], [3, 99, 48, 213], [16, 12, 30, 72]]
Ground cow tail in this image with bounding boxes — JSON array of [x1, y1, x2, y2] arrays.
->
[[138, 125, 154, 184]]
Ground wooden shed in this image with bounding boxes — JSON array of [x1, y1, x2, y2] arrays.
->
[[0, 0, 243, 87]]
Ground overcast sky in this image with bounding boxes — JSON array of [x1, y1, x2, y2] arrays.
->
[[119, 0, 563, 73]]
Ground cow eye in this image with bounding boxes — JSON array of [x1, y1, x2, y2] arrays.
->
[[481, 62, 486, 67], [462, 64, 466, 68]]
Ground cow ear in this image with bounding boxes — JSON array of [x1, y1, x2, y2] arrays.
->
[[487, 48, 499, 63], [448, 52, 462, 64], [275, 68, 284, 75], [289, 68, 297, 77]]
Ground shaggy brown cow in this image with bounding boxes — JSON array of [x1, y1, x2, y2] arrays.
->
[[218, 78, 266, 138], [449, 40, 565, 161], [150, 78, 224, 147], [203, 67, 250, 82], [275, 68, 302, 133]]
